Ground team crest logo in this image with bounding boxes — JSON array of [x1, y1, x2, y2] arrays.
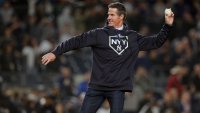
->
[[109, 34, 128, 55]]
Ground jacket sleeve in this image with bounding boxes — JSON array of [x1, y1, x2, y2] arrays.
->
[[137, 24, 172, 51], [51, 29, 97, 56]]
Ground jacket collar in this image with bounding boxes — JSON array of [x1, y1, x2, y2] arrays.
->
[[104, 21, 129, 31]]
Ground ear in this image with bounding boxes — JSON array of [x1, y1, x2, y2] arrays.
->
[[120, 15, 124, 20]]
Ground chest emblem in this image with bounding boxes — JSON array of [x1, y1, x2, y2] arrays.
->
[[109, 35, 128, 55]]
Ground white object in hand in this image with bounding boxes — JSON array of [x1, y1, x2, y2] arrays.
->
[[165, 8, 172, 15]]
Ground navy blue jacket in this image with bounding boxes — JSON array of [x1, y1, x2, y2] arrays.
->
[[52, 24, 171, 92]]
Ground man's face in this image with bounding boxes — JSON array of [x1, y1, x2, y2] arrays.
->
[[107, 8, 124, 28]]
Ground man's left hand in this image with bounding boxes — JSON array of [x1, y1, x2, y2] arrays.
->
[[165, 8, 174, 26]]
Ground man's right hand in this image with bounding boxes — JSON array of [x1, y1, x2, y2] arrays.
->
[[41, 53, 56, 65]]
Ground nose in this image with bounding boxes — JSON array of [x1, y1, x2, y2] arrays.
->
[[107, 15, 111, 20]]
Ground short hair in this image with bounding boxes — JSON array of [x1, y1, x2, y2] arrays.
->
[[108, 2, 127, 21]]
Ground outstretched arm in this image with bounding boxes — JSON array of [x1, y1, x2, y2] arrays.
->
[[41, 29, 97, 65]]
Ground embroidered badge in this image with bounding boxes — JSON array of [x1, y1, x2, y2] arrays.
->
[[109, 35, 128, 55]]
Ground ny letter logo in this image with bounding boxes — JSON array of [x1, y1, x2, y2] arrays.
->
[[109, 35, 128, 55]]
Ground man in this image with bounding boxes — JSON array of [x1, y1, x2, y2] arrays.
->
[[42, 2, 174, 113]]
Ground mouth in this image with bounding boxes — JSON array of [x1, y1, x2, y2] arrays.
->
[[107, 20, 114, 26], [108, 21, 113, 24]]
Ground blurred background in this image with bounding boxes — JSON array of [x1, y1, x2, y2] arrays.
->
[[0, 0, 200, 113]]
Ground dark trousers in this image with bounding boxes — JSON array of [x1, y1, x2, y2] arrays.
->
[[80, 88, 125, 113]]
